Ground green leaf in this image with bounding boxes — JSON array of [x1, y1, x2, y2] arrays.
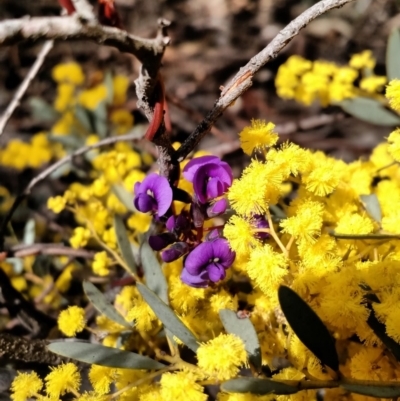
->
[[341, 381, 400, 398], [48, 341, 165, 369], [221, 378, 298, 395], [93, 101, 108, 138], [140, 241, 168, 303], [330, 232, 400, 240], [340, 97, 400, 126], [219, 309, 261, 370], [48, 134, 85, 150], [278, 285, 339, 372], [75, 104, 94, 133], [29, 97, 59, 122], [50, 161, 72, 178], [112, 185, 136, 212], [136, 283, 199, 352], [387, 29, 400, 80], [367, 305, 400, 362], [83, 280, 132, 328], [114, 215, 138, 275], [360, 194, 382, 223], [104, 71, 114, 105]]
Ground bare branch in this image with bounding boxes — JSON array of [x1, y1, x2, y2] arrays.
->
[[176, 0, 356, 161], [7, 243, 94, 259], [0, 16, 166, 77], [0, 131, 143, 251], [0, 40, 53, 137], [71, 0, 96, 22]]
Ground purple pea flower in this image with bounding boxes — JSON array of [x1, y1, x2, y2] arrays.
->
[[181, 238, 236, 288], [183, 156, 233, 204], [134, 173, 173, 217]]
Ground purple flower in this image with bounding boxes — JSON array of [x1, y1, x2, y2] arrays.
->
[[206, 198, 228, 218], [181, 238, 236, 287], [162, 242, 189, 263], [183, 156, 233, 204], [134, 173, 173, 217]]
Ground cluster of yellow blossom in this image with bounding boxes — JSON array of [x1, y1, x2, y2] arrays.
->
[[275, 51, 387, 106]]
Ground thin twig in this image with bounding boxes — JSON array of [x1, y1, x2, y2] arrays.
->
[[176, 0, 356, 161], [6, 243, 94, 258], [0, 131, 142, 251], [0, 40, 54, 137]]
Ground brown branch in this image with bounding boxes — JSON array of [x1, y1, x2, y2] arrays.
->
[[0, 131, 143, 252], [0, 40, 54, 137], [0, 15, 166, 78], [176, 0, 356, 161], [6, 243, 95, 259]]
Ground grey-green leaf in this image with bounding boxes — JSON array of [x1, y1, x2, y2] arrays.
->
[[48, 341, 165, 369], [83, 280, 132, 328], [341, 381, 400, 398], [114, 215, 137, 275], [140, 241, 168, 303], [93, 101, 108, 138], [29, 97, 59, 122], [360, 194, 382, 223], [278, 285, 339, 372], [112, 185, 136, 212], [221, 378, 298, 395], [387, 29, 400, 80], [75, 104, 93, 133], [340, 97, 400, 126], [219, 309, 261, 370], [104, 71, 114, 105], [137, 283, 199, 352]]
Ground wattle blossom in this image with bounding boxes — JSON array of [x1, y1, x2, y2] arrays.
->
[[181, 238, 236, 288], [134, 173, 173, 217], [183, 156, 233, 204]]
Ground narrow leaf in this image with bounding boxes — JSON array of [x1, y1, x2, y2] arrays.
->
[[104, 71, 114, 104], [93, 101, 108, 138], [387, 29, 400, 80], [137, 283, 199, 352], [114, 215, 137, 275], [112, 185, 136, 212], [140, 241, 168, 303], [360, 194, 382, 223], [221, 378, 298, 395], [48, 341, 165, 369], [331, 232, 400, 240], [83, 281, 132, 328], [23, 219, 36, 245], [29, 97, 59, 122], [342, 381, 400, 398], [367, 305, 400, 362], [278, 285, 339, 372], [219, 309, 261, 370], [340, 97, 400, 126], [75, 104, 93, 133]]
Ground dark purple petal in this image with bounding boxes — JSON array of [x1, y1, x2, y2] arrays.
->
[[149, 233, 176, 251], [182, 156, 220, 182], [134, 193, 157, 213], [161, 242, 189, 263], [207, 262, 226, 282], [254, 214, 270, 240], [206, 229, 221, 240], [166, 216, 175, 231], [206, 177, 224, 200], [180, 267, 209, 288], [207, 198, 228, 217], [184, 242, 214, 275]]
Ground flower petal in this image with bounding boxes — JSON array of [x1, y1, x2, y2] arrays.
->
[[134, 193, 156, 213], [207, 262, 226, 282], [143, 173, 173, 216], [211, 238, 236, 268], [180, 267, 209, 288], [184, 242, 213, 275], [182, 155, 220, 182]]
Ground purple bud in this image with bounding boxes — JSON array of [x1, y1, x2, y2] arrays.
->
[[191, 202, 205, 228], [253, 214, 270, 240], [206, 198, 228, 217], [161, 242, 190, 263], [149, 232, 177, 251], [166, 216, 175, 232], [206, 229, 221, 241]]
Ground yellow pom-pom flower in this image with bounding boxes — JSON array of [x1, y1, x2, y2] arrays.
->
[[11, 371, 43, 401], [70, 226, 91, 249], [89, 365, 116, 395], [239, 119, 278, 155], [52, 62, 85, 85], [387, 128, 400, 162], [349, 50, 376, 70], [47, 195, 67, 214], [92, 251, 111, 276], [197, 334, 247, 380], [45, 363, 81, 398], [160, 372, 207, 401], [58, 305, 86, 337], [386, 79, 400, 112]]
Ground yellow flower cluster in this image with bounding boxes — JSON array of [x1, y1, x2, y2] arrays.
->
[[275, 52, 387, 106]]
